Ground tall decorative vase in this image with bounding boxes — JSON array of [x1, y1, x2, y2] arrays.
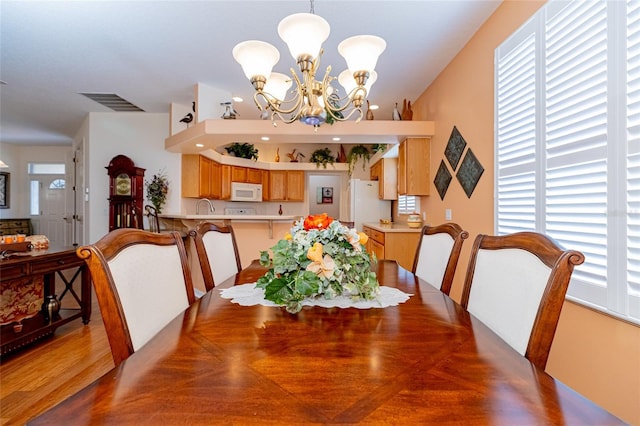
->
[[41, 294, 61, 324]]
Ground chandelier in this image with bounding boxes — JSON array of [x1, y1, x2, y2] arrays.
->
[[232, 1, 385, 127]]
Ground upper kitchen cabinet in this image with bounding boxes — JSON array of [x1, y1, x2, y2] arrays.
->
[[182, 154, 231, 199], [370, 158, 398, 200], [182, 154, 212, 198], [267, 170, 305, 202], [231, 166, 262, 184], [398, 138, 430, 196]]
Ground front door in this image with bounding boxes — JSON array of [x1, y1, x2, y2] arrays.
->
[[34, 175, 71, 246]]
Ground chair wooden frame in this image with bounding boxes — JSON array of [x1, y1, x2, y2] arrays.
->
[[77, 228, 195, 366], [411, 223, 469, 295], [460, 232, 585, 370], [144, 205, 161, 233], [189, 222, 242, 291]]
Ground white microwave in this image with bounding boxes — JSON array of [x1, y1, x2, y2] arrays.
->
[[230, 182, 263, 202]]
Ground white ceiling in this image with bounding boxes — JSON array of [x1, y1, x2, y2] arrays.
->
[[0, 0, 501, 146]]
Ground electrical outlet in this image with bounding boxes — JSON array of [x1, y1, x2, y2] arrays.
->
[[445, 208, 452, 220]]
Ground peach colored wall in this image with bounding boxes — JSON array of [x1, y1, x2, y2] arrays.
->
[[412, 1, 639, 424]]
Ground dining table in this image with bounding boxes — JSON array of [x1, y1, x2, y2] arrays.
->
[[30, 259, 622, 424]]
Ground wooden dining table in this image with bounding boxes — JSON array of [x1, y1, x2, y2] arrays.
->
[[30, 260, 622, 424]]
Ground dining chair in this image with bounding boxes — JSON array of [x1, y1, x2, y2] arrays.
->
[[144, 205, 161, 233], [189, 222, 242, 291], [411, 223, 469, 295], [460, 231, 585, 370], [76, 228, 196, 366]]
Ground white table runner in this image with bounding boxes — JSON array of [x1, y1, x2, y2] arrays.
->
[[220, 283, 412, 310]]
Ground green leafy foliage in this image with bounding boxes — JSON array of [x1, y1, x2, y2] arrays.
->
[[225, 142, 258, 160], [145, 169, 169, 214], [257, 218, 379, 313], [310, 148, 335, 169]]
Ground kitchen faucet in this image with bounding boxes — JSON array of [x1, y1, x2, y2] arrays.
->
[[196, 198, 215, 215]]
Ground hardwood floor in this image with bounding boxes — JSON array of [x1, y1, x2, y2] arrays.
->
[[0, 299, 112, 426]]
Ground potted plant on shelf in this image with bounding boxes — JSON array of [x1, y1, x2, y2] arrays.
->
[[347, 144, 371, 175], [309, 147, 335, 169], [224, 142, 258, 160]]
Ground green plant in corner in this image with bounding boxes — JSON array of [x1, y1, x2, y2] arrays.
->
[[224, 142, 259, 160], [146, 169, 169, 214], [372, 143, 387, 153], [347, 144, 371, 175], [310, 147, 335, 169]]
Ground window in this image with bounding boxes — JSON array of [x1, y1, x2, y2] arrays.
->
[[495, 0, 639, 324], [49, 179, 65, 189], [27, 163, 65, 174], [30, 180, 39, 215], [398, 195, 418, 215]]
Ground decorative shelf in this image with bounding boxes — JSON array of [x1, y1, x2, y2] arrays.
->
[[165, 119, 435, 154]]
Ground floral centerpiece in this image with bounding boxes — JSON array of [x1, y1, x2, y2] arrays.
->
[[145, 169, 169, 214], [257, 213, 380, 313]]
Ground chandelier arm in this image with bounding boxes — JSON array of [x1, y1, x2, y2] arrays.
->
[[325, 104, 363, 122]]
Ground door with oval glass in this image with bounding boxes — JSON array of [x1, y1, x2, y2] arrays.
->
[[30, 174, 71, 246]]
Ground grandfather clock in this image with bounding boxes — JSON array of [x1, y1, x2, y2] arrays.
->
[[106, 155, 145, 231]]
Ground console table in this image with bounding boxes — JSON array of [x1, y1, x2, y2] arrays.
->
[[0, 246, 91, 357]]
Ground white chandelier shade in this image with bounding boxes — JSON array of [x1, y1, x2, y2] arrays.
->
[[232, 41, 280, 81], [232, 7, 386, 126], [278, 13, 330, 61], [264, 72, 292, 102], [338, 35, 386, 75]]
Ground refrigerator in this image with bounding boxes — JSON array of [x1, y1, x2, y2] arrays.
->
[[346, 179, 392, 231]]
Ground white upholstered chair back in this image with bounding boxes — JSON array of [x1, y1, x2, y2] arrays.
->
[[412, 223, 469, 295], [466, 248, 551, 355], [107, 244, 189, 351], [77, 228, 195, 366], [190, 222, 242, 291], [203, 231, 240, 283], [460, 232, 585, 370]]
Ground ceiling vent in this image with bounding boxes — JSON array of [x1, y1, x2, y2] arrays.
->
[[80, 93, 144, 112]]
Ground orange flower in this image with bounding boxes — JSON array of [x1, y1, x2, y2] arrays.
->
[[303, 213, 333, 231], [284, 232, 292, 240]]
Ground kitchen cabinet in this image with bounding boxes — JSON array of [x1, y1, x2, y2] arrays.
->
[[246, 168, 262, 184], [182, 154, 211, 198], [398, 138, 430, 196], [370, 158, 397, 200], [211, 162, 231, 200], [363, 225, 421, 271], [230, 166, 262, 184], [267, 170, 305, 202], [182, 155, 231, 199]]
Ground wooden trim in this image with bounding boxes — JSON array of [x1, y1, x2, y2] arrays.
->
[[188, 222, 242, 291]]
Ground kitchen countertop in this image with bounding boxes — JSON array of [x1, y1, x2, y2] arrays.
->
[[160, 214, 297, 221], [362, 222, 424, 233]]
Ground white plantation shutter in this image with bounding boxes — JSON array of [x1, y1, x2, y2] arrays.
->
[[398, 195, 418, 215], [628, 0, 640, 318], [544, 0, 609, 303], [495, 26, 537, 234], [495, 0, 639, 323]]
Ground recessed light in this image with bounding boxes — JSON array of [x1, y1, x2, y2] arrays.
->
[[369, 104, 379, 110], [195, 143, 204, 148], [232, 96, 243, 102], [332, 137, 341, 141], [261, 136, 270, 141]]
